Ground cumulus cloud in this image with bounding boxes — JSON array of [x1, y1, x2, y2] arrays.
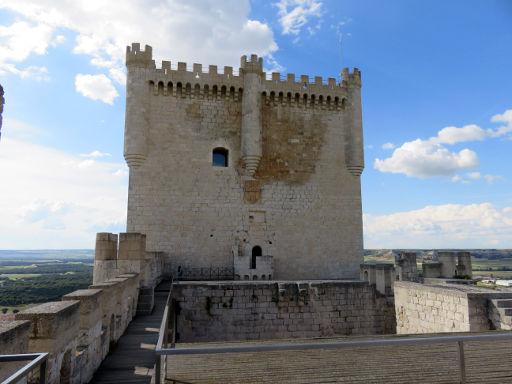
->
[[80, 150, 111, 158], [0, 0, 278, 91], [374, 139, 479, 178], [382, 142, 395, 150], [364, 203, 512, 248], [274, 0, 323, 35], [0, 129, 127, 248], [466, 171, 503, 183], [490, 109, 512, 137], [75, 74, 119, 104], [375, 109, 512, 179]]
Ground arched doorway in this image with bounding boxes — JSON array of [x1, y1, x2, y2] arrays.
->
[[251, 246, 262, 269]]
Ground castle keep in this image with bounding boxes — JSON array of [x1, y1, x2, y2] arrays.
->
[[124, 43, 365, 280]]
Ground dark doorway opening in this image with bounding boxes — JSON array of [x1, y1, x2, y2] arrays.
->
[[251, 246, 262, 269]]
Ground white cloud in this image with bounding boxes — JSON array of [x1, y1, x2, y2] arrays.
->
[[490, 109, 512, 137], [2, 117, 46, 141], [431, 124, 487, 145], [375, 109, 512, 179], [382, 142, 395, 150], [364, 203, 512, 248], [0, 0, 278, 93], [80, 150, 111, 158], [75, 74, 119, 105], [466, 171, 503, 183], [0, 135, 127, 248], [374, 138, 479, 178], [274, 0, 323, 35]]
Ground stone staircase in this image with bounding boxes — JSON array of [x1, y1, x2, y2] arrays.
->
[[136, 286, 155, 315], [489, 298, 512, 330]]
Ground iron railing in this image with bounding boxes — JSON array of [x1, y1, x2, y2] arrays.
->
[[175, 266, 234, 281], [155, 279, 176, 384], [0, 353, 48, 384]]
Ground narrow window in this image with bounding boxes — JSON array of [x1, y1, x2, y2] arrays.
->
[[251, 245, 262, 269], [212, 147, 228, 167]]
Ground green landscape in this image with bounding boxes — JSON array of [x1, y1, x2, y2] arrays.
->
[[0, 250, 93, 314], [1, 249, 512, 315]]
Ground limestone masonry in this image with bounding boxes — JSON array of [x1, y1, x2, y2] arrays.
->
[[123, 43, 365, 280]]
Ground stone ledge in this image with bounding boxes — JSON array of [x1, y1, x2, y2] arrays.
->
[[15, 301, 80, 339]]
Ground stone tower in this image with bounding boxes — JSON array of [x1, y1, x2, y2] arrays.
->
[[123, 43, 365, 280]]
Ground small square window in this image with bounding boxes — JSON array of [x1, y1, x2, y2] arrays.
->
[[212, 148, 228, 167]]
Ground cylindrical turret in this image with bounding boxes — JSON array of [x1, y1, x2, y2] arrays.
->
[[342, 68, 364, 176], [124, 43, 155, 169], [240, 54, 263, 176]]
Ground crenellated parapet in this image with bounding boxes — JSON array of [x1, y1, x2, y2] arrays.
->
[[341, 67, 362, 88], [240, 54, 263, 74], [126, 43, 155, 69]]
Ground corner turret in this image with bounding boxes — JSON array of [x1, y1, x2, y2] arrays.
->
[[240, 54, 263, 74], [126, 43, 155, 69], [341, 68, 364, 176], [240, 54, 263, 176]]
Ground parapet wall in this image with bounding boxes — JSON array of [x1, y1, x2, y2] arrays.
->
[[173, 281, 395, 342], [93, 232, 167, 288], [394, 281, 512, 334], [0, 273, 139, 384], [0, 320, 30, 381], [126, 43, 359, 108]]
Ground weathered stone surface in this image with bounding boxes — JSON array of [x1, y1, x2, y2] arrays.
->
[[123, 43, 365, 280], [173, 281, 395, 342], [0, 320, 30, 382], [394, 281, 512, 334]]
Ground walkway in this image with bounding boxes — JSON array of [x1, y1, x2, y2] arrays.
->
[[89, 281, 170, 384], [165, 332, 512, 383]]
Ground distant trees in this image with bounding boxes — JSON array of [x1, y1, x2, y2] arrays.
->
[[0, 261, 93, 307]]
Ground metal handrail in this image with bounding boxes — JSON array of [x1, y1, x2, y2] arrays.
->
[[157, 332, 512, 355], [155, 278, 175, 384], [0, 352, 48, 384], [156, 322, 512, 384]]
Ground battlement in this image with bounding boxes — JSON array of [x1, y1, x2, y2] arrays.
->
[[240, 54, 263, 74], [126, 43, 155, 68], [126, 43, 360, 104], [341, 67, 362, 87]]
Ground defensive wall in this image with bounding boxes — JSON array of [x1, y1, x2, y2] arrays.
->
[[0, 273, 139, 383], [0, 230, 166, 383], [124, 44, 365, 280], [394, 281, 512, 334], [173, 280, 396, 342]]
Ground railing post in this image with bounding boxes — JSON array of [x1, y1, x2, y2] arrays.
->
[[39, 359, 47, 384], [155, 355, 161, 384], [458, 340, 466, 384]]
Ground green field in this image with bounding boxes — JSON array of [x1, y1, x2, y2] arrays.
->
[[0, 251, 94, 314]]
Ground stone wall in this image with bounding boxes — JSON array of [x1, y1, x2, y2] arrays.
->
[[394, 281, 512, 334], [124, 43, 365, 280], [0, 274, 140, 384], [93, 232, 166, 288], [0, 320, 30, 381], [173, 281, 395, 342]]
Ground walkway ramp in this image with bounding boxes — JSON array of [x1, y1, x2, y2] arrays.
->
[[89, 282, 170, 384]]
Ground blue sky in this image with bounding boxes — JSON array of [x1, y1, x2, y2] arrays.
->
[[0, 0, 511, 249]]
